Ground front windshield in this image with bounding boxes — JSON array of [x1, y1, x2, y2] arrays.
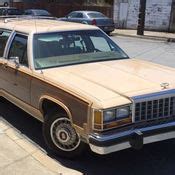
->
[[33, 30, 129, 69]]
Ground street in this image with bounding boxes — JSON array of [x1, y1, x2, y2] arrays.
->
[[112, 36, 175, 68], [1, 36, 175, 175]]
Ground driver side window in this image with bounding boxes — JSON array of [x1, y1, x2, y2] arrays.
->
[[8, 34, 28, 67], [0, 30, 11, 57], [68, 12, 78, 18]]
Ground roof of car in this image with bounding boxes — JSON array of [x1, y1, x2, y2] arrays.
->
[[72, 11, 101, 14], [0, 7, 17, 9], [0, 18, 98, 34], [25, 9, 48, 11]]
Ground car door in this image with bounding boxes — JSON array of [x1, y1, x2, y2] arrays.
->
[[0, 30, 12, 91], [73, 12, 85, 23], [5, 33, 32, 104]]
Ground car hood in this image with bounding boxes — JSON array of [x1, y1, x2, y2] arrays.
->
[[41, 59, 175, 108]]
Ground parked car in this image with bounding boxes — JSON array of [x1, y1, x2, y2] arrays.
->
[[1, 17, 175, 158], [59, 10, 115, 34], [0, 0, 9, 7], [0, 7, 23, 16], [24, 9, 52, 17]]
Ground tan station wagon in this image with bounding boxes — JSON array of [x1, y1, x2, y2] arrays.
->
[[1, 17, 175, 158]]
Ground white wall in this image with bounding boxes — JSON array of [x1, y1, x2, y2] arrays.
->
[[145, 0, 172, 30], [114, 0, 173, 31], [126, 0, 139, 29]]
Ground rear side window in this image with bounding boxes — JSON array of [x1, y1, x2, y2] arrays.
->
[[68, 12, 78, 18], [0, 31, 11, 57], [87, 12, 106, 18], [76, 13, 83, 18]]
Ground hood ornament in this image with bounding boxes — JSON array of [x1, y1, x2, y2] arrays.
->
[[160, 82, 169, 90]]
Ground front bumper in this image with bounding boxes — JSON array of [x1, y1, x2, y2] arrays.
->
[[89, 121, 175, 155]]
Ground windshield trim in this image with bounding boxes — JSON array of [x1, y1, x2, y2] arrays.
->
[[35, 57, 129, 70]]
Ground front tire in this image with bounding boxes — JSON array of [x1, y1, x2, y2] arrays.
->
[[43, 110, 86, 158]]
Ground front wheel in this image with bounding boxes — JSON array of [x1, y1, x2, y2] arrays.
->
[[43, 111, 86, 158]]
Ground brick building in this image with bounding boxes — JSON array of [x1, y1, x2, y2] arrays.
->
[[11, 0, 113, 18]]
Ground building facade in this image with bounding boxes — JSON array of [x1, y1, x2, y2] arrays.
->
[[11, 0, 113, 18], [113, 0, 175, 32]]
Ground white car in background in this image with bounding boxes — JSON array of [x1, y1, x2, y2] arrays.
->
[[0, 0, 9, 7]]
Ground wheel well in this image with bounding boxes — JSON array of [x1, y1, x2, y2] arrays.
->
[[42, 99, 68, 118]]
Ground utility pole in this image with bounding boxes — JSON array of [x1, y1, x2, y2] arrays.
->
[[137, 0, 146, 35]]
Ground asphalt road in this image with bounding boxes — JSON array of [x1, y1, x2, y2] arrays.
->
[[1, 36, 175, 175], [112, 36, 175, 68]]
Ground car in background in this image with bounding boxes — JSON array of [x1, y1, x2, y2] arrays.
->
[[0, 7, 23, 16], [24, 9, 52, 17], [0, 0, 9, 7], [59, 10, 115, 34]]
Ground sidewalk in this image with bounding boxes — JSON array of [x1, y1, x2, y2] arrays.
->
[[112, 29, 175, 42], [0, 118, 82, 175]]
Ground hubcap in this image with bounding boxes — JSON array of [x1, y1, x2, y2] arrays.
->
[[56, 129, 70, 143], [50, 118, 80, 152]]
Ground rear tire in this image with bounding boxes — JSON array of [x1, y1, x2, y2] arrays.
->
[[43, 110, 86, 158], [106, 31, 111, 35]]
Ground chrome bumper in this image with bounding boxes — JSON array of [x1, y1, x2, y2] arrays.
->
[[89, 121, 175, 155]]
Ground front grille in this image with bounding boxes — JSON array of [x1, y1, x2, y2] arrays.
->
[[135, 97, 175, 122]]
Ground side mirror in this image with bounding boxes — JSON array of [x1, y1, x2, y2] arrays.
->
[[10, 56, 20, 69]]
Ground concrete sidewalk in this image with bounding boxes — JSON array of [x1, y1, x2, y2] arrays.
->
[[112, 29, 175, 42], [0, 117, 82, 175]]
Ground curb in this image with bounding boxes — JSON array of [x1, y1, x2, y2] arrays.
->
[[111, 33, 175, 43]]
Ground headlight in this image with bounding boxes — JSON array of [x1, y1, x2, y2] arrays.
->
[[116, 107, 130, 119], [103, 106, 130, 123], [93, 105, 131, 131], [103, 110, 116, 122]]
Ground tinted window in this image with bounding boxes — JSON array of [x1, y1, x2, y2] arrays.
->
[[76, 13, 83, 18], [0, 9, 4, 15], [24, 10, 32, 15], [0, 31, 11, 57], [68, 12, 78, 18], [33, 10, 51, 16], [7, 9, 23, 15], [87, 12, 106, 18], [8, 34, 28, 67]]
